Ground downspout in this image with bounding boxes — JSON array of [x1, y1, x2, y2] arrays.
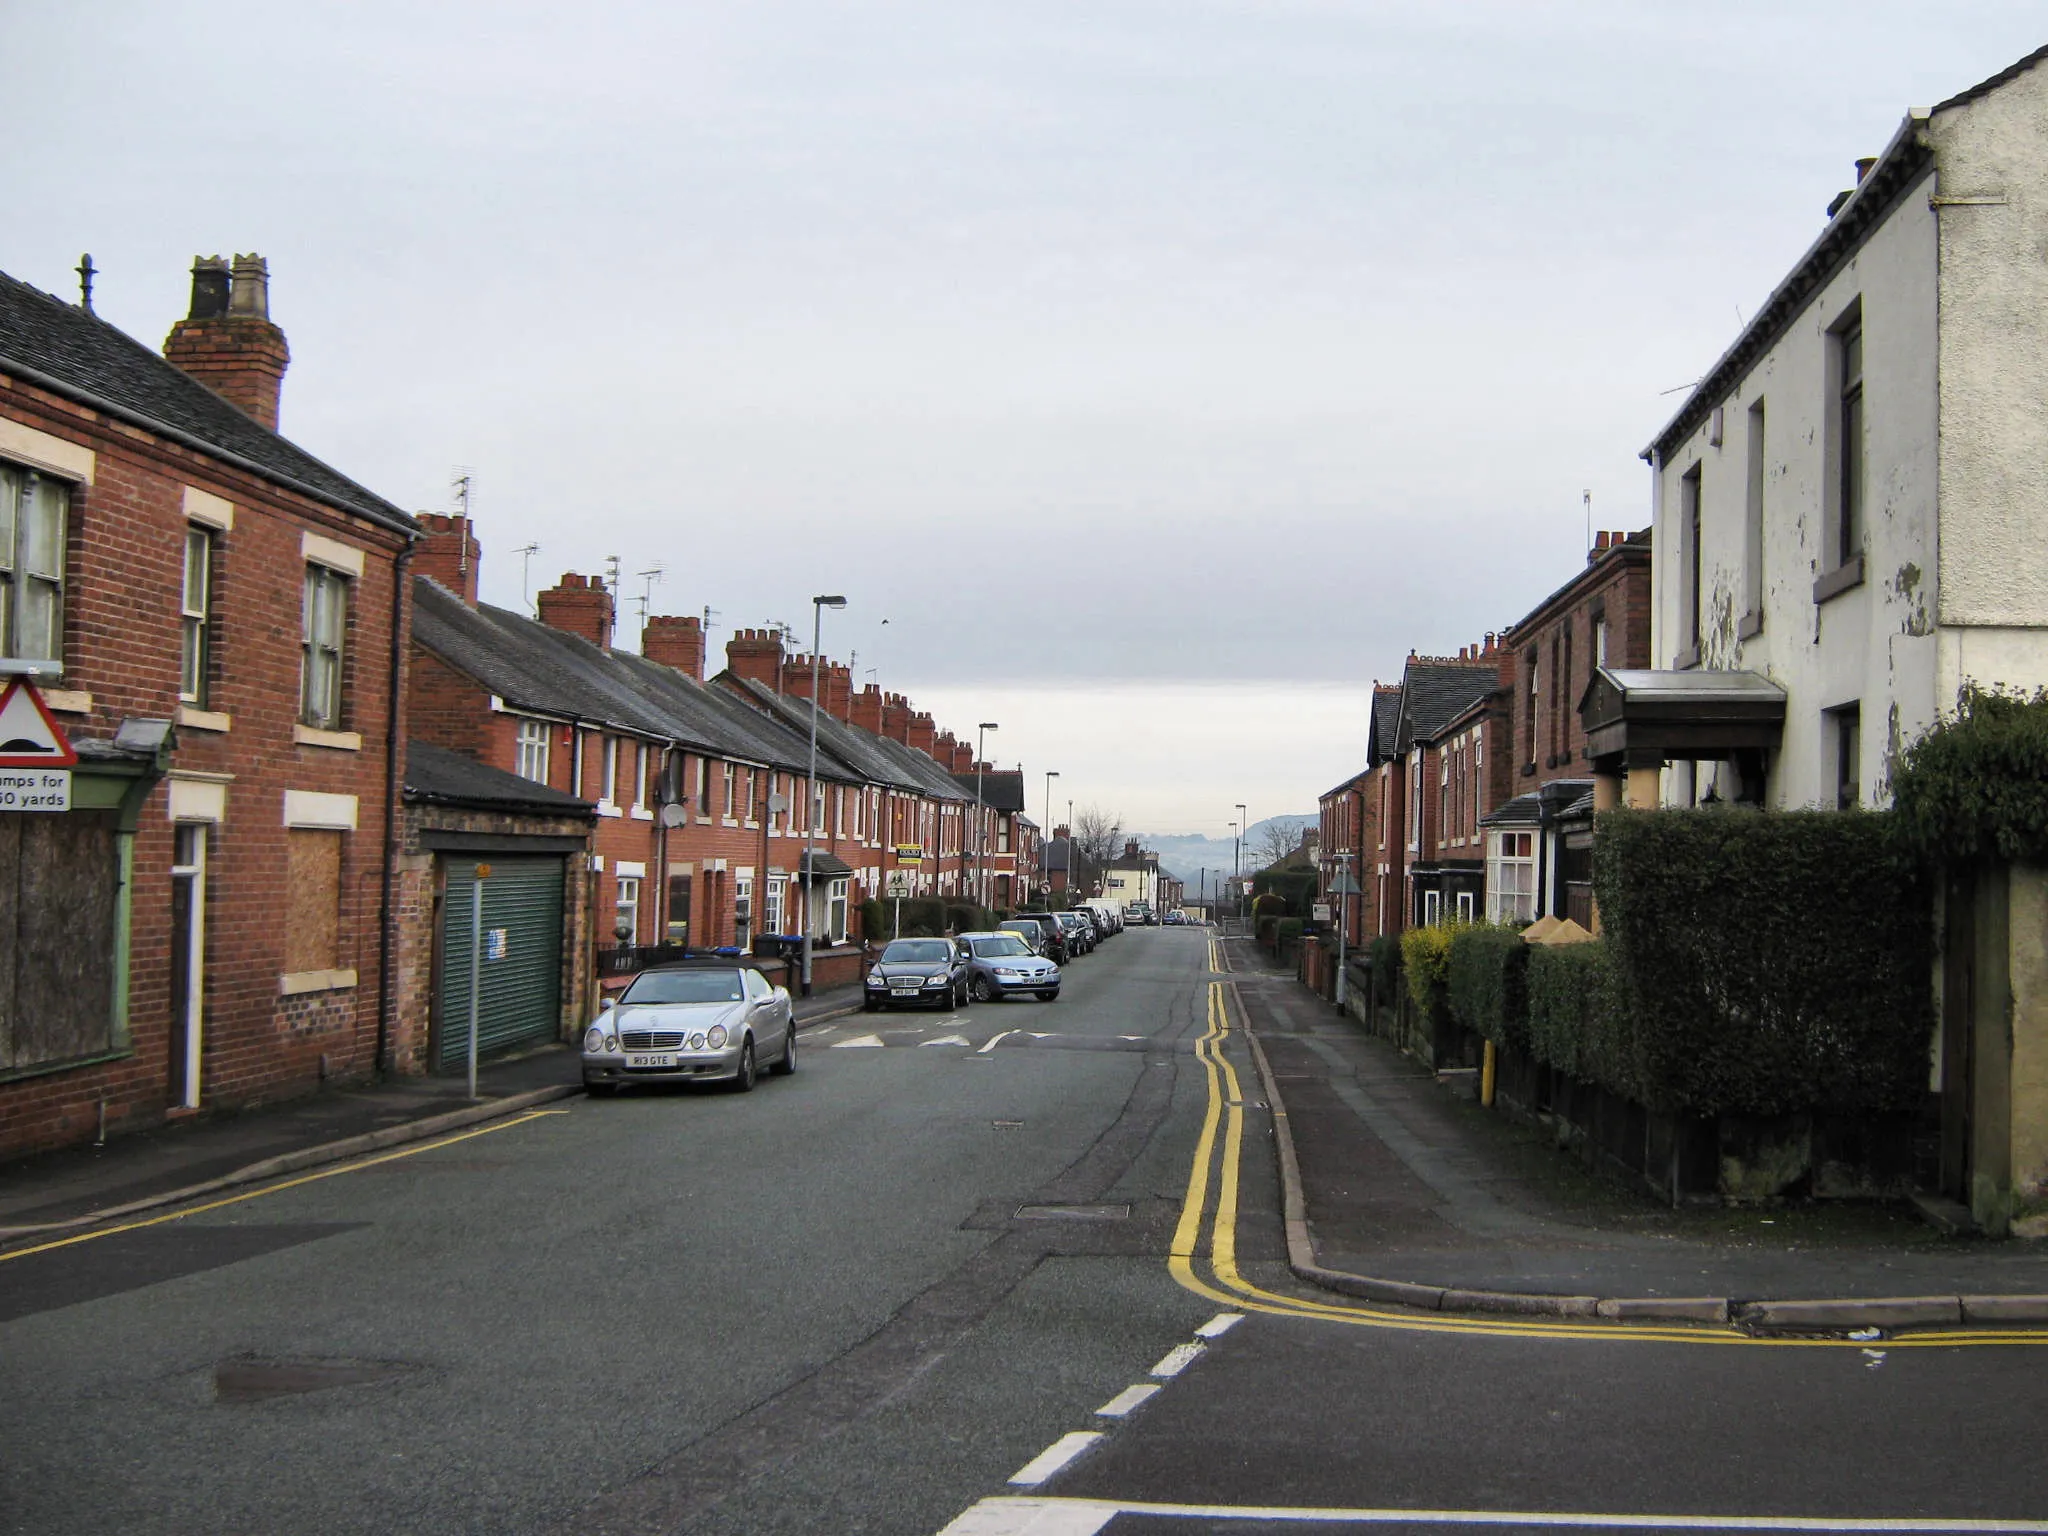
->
[[376, 535, 417, 1078]]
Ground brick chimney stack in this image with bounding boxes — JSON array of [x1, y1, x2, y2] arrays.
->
[[163, 254, 291, 431], [852, 684, 885, 734], [413, 512, 481, 604], [725, 628, 785, 688], [643, 614, 706, 679], [880, 693, 912, 742], [536, 573, 614, 650], [950, 742, 975, 773], [906, 711, 937, 756], [825, 664, 853, 721], [933, 729, 957, 766]]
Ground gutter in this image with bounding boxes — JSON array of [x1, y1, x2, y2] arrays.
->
[[0, 353, 417, 538]]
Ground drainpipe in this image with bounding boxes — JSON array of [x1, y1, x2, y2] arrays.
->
[[376, 535, 417, 1079]]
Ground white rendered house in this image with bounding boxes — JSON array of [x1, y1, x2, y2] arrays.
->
[[1623, 48, 2048, 811]]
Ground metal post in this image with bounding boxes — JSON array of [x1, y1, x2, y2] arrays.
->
[[975, 722, 996, 914], [801, 596, 845, 997], [467, 873, 483, 1100], [1042, 770, 1058, 900], [1235, 801, 1247, 930]]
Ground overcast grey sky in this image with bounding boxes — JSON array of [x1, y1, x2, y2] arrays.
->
[[7, 3, 2042, 830]]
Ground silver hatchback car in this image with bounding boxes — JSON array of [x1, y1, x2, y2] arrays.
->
[[582, 962, 796, 1094]]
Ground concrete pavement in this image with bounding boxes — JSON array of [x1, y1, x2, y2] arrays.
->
[[1220, 936, 2048, 1324]]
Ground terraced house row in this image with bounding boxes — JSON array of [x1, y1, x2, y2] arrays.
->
[[0, 254, 1031, 1160]]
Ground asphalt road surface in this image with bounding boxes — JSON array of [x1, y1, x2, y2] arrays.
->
[[5, 929, 2045, 1536]]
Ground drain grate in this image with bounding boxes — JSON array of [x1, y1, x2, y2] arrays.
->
[[214, 1358, 413, 1402], [1014, 1203, 1131, 1222]]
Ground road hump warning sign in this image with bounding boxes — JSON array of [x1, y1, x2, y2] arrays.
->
[[0, 679, 79, 768]]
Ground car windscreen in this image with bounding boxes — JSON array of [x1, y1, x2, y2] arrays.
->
[[622, 969, 749, 1004], [880, 940, 953, 963], [970, 937, 1032, 959]]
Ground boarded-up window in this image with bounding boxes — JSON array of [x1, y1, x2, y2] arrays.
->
[[286, 830, 343, 973], [0, 810, 119, 1070]]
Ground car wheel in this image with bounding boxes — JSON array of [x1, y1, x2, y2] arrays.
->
[[954, 978, 969, 1008], [969, 975, 994, 1003], [732, 1038, 757, 1093], [771, 1024, 797, 1076], [1037, 990, 1059, 1002], [863, 998, 880, 1013]]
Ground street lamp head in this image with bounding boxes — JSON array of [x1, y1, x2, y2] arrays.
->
[[812, 594, 847, 610], [979, 721, 999, 731]]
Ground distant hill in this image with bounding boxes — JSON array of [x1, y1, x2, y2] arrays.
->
[[1136, 814, 1316, 888]]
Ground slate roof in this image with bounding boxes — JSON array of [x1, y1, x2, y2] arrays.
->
[[414, 577, 843, 776], [1369, 687, 1404, 765], [720, 676, 968, 800], [0, 269, 414, 535], [404, 739, 595, 816], [1394, 663, 1499, 751], [953, 769, 1025, 812]]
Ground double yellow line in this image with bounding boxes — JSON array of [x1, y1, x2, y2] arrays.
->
[[1171, 940, 2044, 1349]]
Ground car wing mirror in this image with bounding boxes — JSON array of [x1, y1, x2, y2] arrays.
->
[[599, 996, 616, 1011]]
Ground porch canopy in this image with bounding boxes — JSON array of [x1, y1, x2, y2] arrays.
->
[[1579, 667, 1786, 772]]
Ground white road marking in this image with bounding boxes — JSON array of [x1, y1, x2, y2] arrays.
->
[[1195, 1311, 1244, 1338], [1092, 1383, 1160, 1417], [832, 1034, 886, 1048], [1026, 1032, 1055, 1039], [935, 1497, 1116, 1534], [936, 1497, 2048, 1533], [1148, 1341, 1204, 1377], [1119, 1034, 1146, 1040], [1006, 1431, 1104, 1487], [921, 1034, 970, 1047], [978, 1030, 1015, 1054]]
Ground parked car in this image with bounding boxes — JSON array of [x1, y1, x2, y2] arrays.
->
[[1163, 910, 1186, 925], [582, 961, 795, 1094], [1083, 900, 1123, 935], [956, 931, 1061, 1003], [1004, 912, 1070, 963], [1055, 910, 1096, 954], [1124, 902, 1156, 926], [864, 937, 970, 1011]]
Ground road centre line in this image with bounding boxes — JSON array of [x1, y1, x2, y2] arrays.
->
[[1147, 1341, 1204, 1378], [0, 1110, 567, 1266], [1168, 975, 2048, 1349], [1093, 1384, 1160, 1417], [1196, 1311, 1244, 1338], [1008, 1432, 1104, 1487], [939, 1496, 2048, 1534]]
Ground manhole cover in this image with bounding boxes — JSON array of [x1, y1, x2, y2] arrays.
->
[[1014, 1203, 1131, 1222], [214, 1358, 412, 1402]]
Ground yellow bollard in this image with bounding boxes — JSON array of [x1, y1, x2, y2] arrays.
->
[[1480, 1038, 1497, 1108]]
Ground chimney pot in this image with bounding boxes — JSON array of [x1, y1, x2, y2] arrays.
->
[[163, 250, 290, 431], [1855, 155, 1877, 184], [187, 256, 230, 320]]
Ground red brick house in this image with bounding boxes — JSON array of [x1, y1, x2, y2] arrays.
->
[[0, 256, 416, 1158]]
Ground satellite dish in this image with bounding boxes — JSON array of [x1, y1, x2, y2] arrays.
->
[[659, 803, 687, 828], [768, 793, 789, 813]]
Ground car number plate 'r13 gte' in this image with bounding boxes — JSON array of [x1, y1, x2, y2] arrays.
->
[[626, 1052, 677, 1069]]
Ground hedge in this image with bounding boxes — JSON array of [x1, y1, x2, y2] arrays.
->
[[858, 896, 951, 939], [1252, 870, 1318, 917], [1892, 685, 2048, 863], [1399, 922, 1460, 1013], [1368, 932, 1402, 1006], [1525, 941, 1642, 1103], [1447, 923, 1529, 1050], [1590, 808, 1933, 1116]]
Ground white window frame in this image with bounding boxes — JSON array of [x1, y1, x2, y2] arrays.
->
[[614, 875, 641, 945], [828, 876, 849, 943], [300, 563, 349, 730], [695, 755, 710, 818], [601, 736, 619, 808], [1422, 888, 1442, 926], [0, 462, 69, 665], [1486, 830, 1537, 924], [180, 524, 212, 704], [722, 761, 736, 821], [632, 742, 649, 812], [515, 719, 551, 784], [764, 875, 787, 936]]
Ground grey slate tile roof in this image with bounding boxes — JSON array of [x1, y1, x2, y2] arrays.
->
[[1368, 687, 1404, 765], [1395, 663, 1499, 751], [953, 769, 1025, 812], [720, 676, 968, 800], [414, 577, 845, 776], [404, 739, 594, 816], [0, 269, 414, 535]]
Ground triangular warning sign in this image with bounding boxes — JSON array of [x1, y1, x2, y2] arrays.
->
[[0, 679, 78, 768]]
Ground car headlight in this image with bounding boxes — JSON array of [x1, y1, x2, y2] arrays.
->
[[584, 1026, 606, 1053], [707, 1025, 728, 1048], [604, 1034, 618, 1052], [689, 1032, 707, 1049], [924, 974, 947, 986], [867, 970, 884, 985]]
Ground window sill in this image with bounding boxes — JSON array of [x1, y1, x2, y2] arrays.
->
[[0, 1046, 133, 1087], [1738, 609, 1764, 641], [43, 688, 91, 714], [1674, 645, 1701, 671], [177, 705, 232, 732], [280, 967, 358, 996], [293, 723, 362, 751], [1813, 555, 1865, 605], [630, 805, 654, 821], [596, 800, 622, 818]]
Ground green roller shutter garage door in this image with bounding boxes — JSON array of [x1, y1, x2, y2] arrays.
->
[[438, 856, 567, 1069]]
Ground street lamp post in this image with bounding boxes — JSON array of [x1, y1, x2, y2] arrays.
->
[[801, 594, 846, 997], [1329, 852, 1359, 1009], [1067, 797, 1075, 901], [974, 721, 997, 911], [1235, 802, 1248, 929], [1041, 770, 1059, 900]]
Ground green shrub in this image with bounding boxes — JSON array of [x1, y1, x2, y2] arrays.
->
[[1368, 932, 1402, 1006], [1276, 917, 1303, 949], [1447, 923, 1529, 1049], [1592, 808, 1933, 1116], [1892, 685, 2048, 863], [944, 902, 992, 934], [1399, 922, 1461, 1013], [1252, 870, 1318, 916], [1526, 941, 1640, 1100]]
